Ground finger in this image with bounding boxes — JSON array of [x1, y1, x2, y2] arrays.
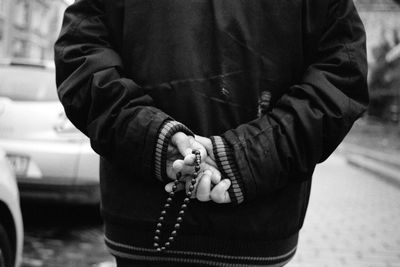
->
[[165, 181, 185, 193], [210, 179, 232, 204], [194, 135, 214, 160], [205, 156, 218, 168], [166, 160, 176, 179], [196, 170, 212, 202], [171, 132, 191, 157], [183, 154, 196, 166], [188, 137, 207, 160], [172, 160, 198, 176], [202, 163, 221, 184]]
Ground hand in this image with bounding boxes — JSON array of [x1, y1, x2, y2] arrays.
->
[[166, 132, 221, 193], [165, 165, 231, 204], [194, 135, 232, 203], [165, 134, 231, 203], [194, 135, 215, 161], [168, 152, 221, 192], [166, 132, 216, 179]]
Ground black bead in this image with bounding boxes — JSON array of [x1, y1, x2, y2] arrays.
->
[[195, 166, 201, 172], [154, 242, 159, 247], [184, 198, 190, 204], [161, 210, 166, 216], [171, 230, 177, 237], [169, 191, 175, 197], [186, 191, 192, 197], [193, 172, 198, 177], [157, 223, 162, 228], [181, 204, 187, 210], [157, 248, 161, 252], [191, 179, 197, 185], [164, 203, 170, 209], [174, 223, 181, 230], [168, 236, 174, 242], [159, 216, 164, 222], [161, 247, 166, 251], [177, 217, 183, 223], [165, 242, 171, 248], [179, 210, 185, 216], [189, 185, 195, 191], [155, 229, 161, 235], [174, 180, 180, 185], [154, 236, 160, 242], [172, 185, 178, 191], [166, 197, 173, 203]]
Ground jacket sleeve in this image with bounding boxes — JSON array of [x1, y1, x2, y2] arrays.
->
[[212, 0, 369, 203], [54, 0, 183, 179]]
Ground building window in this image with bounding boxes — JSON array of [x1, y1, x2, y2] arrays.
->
[[0, 0, 6, 17], [14, 0, 29, 28], [12, 38, 27, 58]]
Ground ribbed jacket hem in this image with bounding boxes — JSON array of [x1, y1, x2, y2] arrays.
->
[[210, 136, 245, 204], [104, 222, 298, 267]]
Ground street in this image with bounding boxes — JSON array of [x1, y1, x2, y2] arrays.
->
[[289, 153, 400, 267], [21, 203, 112, 267], [20, 153, 400, 267]]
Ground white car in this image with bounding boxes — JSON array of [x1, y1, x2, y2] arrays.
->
[[0, 148, 23, 267], [0, 60, 100, 204]]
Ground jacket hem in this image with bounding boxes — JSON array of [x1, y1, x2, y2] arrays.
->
[[104, 221, 298, 266], [106, 235, 296, 266], [108, 247, 295, 267]]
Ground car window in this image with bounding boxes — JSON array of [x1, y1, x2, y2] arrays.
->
[[0, 66, 58, 101]]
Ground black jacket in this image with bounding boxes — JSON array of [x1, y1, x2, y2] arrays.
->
[[55, 0, 368, 265]]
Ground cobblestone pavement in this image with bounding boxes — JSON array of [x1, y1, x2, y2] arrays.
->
[[20, 153, 400, 267], [288, 154, 400, 267]]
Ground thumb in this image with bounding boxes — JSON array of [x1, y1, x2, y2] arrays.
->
[[210, 179, 231, 204], [171, 132, 191, 157]]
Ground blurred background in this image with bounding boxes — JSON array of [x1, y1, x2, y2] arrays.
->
[[0, 0, 399, 266]]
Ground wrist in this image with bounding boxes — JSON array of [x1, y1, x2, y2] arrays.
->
[[154, 120, 194, 182]]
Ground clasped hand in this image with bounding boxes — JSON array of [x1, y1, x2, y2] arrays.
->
[[164, 132, 231, 204]]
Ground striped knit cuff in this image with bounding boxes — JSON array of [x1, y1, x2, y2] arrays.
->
[[210, 136, 245, 204], [154, 120, 194, 182]]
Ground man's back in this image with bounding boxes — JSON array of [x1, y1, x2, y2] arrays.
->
[[55, 0, 368, 265]]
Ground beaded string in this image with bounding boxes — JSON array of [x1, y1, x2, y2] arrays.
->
[[153, 150, 201, 251]]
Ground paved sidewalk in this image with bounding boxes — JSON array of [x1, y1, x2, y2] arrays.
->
[[287, 154, 400, 267]]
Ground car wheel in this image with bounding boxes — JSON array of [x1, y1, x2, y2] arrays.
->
[[0, 223, 12, 267]]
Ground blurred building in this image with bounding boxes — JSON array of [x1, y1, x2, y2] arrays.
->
[[0, 0, 70, 60], [355, 0, 400, 122], [354, 0, 400, 64]]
